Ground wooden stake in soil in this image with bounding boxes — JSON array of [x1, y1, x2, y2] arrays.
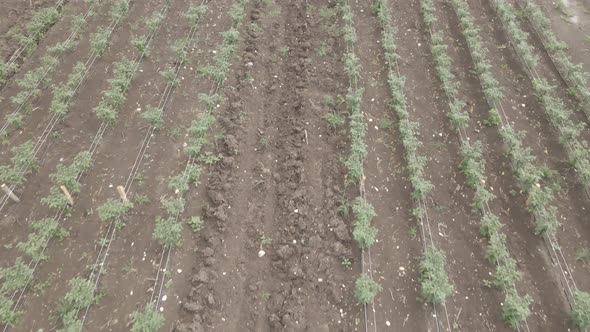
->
[[116, 185, 129, 202], [1, 184, 20, 203], [60, 185, 74, 206]]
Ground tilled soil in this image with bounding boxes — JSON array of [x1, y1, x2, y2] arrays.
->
[[175, 1, 358, 331]]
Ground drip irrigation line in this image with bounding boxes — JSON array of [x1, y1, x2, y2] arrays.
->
[[0, 2, 122, 214], [1, 0, 69, 92], [0, 3, 171, 331], [76, 2, 174, 328], [447, 2, 584, 331], [0, 0, 100, 137], [489, 0, 590, 198]]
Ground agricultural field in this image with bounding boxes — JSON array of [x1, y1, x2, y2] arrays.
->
[[0, 0, 590, 330]]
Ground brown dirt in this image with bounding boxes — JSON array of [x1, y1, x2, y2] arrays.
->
[[175, 1, 358, 331]]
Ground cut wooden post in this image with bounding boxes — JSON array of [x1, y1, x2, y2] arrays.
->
[[1, 184, 20, 203], [116, 185, 128, 202], [60, 185, 74, 206]]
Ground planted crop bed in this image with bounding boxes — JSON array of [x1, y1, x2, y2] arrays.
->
[[1, 0, 590, 331]]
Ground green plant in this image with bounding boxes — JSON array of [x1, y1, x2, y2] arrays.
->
[[172, 38, 189, 64], [90, 26, 111, 55], [380, 118, 393, 129], [323, 95, 335, 108], [260, 291, 271, 301], [325, 112, 344, 129], [341, 257, 352, 269], [134, 194, 150, 205], [144, 11, 164, 34], [97, 199, 133, 223], [319, 6, 337, 20], [260, 235, 272, 247], [572, 290, 590, 328], [184, 4, 208, 27], [187, 216, 204, 232], [167, 127, 183, 141], [479, 213, 502, 238], [130, 303, 164, 332], [142, 105, 164, 128], [0, 294, 19, 325], [153, 217, 182, 248], [492, 258, 521, 290], [483, 109, 501, 127], [110, 0, 130, 23], [317, 42, 328, 57], [354, 273, 381, 305], [0, 140, 38, 187], [42, 151, 92, 210], [131, 35, 149, 55], [94, 58, 136, 124], [17, 218, 68, 262], [502, 290, 532, 329], [0, 258, 32, 294], [168, 164, 201, 194], [576, 247, 590, 264], [57, 277, 99, 329], [161, 196, 185, 216], [419, 246, 453, 304], [337, 196, 350, 218], [133, 172, 146, 186], [352, 197, 377, 249], [408, 226, 417, 239], [160, 65, 178, 86]]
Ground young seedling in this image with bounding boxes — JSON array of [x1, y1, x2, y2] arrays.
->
[[572, 290, 590, 328], [354, 273, 381, 305]]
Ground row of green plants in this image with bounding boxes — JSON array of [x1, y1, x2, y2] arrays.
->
[[521, 0, 590, 115], [0, 3, 166, 330], [3, 0, 100, 135], [48, 0, 130, 121], [420, 0, 531, 327], [455, 0, 559, 237], [494, 0, 590, 188], [130, 2, 248, 330], [0, 3, 136, 325], [55, 3, 173, 329], [0, 140, 37, 187], [334, 0, 381, 306], [0, 3, 64, 86], [95, 5, 165, 125], [0, 0, 103, 188], [42, 151, 93, 211], [28, 1, 132, 212], [452, 0, 590, 327], [56, 277, 100, 332], [373, 0, 453, 306], [0, 217, 69, 325]]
